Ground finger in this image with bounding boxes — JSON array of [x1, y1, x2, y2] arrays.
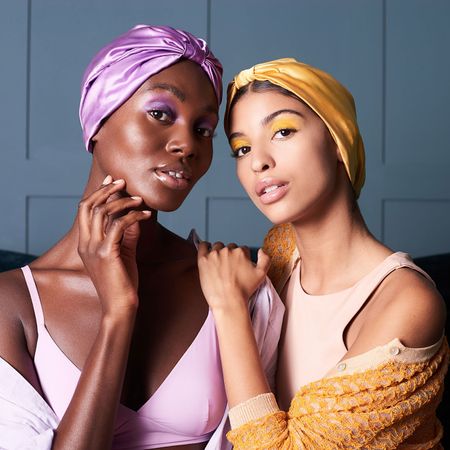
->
[[197, 241, 211, 259], [79, 179, 126, 214], [90, 196, 143, 242], [256, 248, 271, 275], [100, 174, 113, 187], [121, 218, 144, 256], [211, 241, 225, 251], [78, 179, 126, 240], [241, 245, 251, 259], [103, 196, 143, 217], [91, 179, 126, 208], [120, 211, 151, 259], [78, 179, 126, 224], [102, 210, 151, 252]]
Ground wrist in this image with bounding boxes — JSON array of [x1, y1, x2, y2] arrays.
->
[[211, 301, 251, 325], [101, 301, 138, 324]]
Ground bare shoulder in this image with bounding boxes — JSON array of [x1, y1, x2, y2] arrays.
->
[[0, 268, 31, 322], [350, 267, 446, 356], [0, 268, 41, 388]]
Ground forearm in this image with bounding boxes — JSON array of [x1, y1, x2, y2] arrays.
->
[[212, 303, 271, 408], [52, 307, 136, 450]]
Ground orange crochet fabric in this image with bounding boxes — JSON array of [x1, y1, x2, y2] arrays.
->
[[227, 339, 449, 449], [262, 223, 298, 293]]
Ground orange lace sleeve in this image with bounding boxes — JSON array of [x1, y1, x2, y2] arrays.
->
[[227, 339, 449, 449]]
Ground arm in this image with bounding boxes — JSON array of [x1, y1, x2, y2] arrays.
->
[[0, 177, 151, 450], [198, 247, 448, 448], [55, 177, 152, 449], [197, 242, 273, 407]]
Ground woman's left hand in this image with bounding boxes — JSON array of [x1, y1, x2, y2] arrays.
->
[[197, 242, 271, 313]]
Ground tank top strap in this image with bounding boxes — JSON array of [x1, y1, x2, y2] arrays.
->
[[21, 266, 45, 328], [337, 252, 433, 328]]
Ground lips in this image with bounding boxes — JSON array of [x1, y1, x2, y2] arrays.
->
[[154, 163, 193, 190], [255, 178, 288, 196], [160, 169, 190, 180], [255, 178, 290, 205]]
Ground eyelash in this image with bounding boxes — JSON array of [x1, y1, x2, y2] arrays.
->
[[273, 128, 296, 139], [148, 109, 173, 123], [230, 127, 296, 158], [230, 147, 251, 158], [196, 127, 216, 138], [149, 109, 216, 139]]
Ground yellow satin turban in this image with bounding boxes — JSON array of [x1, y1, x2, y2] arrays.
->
[[225, 57, 365, 197], [225, 58, 366, 292]]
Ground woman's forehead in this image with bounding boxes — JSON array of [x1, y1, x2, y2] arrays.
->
[[230, 90, 310, 127], [142, 61, 217, 105]]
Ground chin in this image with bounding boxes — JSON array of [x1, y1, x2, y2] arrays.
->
[[144, 193, 189, 212], [258, 204, 300, 226]]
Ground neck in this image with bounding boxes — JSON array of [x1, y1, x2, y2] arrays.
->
[[36, 161, 193, 271], [291, 177, 390, 294]]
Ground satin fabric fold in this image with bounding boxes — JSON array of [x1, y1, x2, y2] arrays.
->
[[79, 25, 223, 152], [225, 57, 365, 197]]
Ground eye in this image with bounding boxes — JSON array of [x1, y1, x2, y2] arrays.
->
[[196, 127, 214, 138], [231, 146, 251, 158], [273, 128, 295, 139], [148, 109, 172, 123]]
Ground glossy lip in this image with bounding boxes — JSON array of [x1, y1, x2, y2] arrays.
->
[[255, 177, 290, 205], [153, 162, 193, 191]]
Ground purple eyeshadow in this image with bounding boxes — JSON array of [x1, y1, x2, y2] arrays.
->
[[144, 97, 176, 117]]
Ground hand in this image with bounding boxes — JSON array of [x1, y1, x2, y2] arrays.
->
[[77, 175, 151, 316], [197, 242, 271, 313]]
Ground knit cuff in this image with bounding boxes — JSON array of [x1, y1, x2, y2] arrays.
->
[[228, 392, 280, 429]]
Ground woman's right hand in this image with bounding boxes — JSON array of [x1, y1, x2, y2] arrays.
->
[[77, 175, 151, 316]]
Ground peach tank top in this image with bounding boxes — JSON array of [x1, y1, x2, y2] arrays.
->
[[276, 252, 432, 409]]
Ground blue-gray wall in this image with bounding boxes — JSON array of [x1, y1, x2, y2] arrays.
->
[[1, 0, 449, 257]]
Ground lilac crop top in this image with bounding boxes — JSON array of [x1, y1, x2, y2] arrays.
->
[[21, 265, 227, 449]]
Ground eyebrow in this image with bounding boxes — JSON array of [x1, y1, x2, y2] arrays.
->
[[229, 109, 304, 141], [261, 109, 304, 126], [147, 83, 186, 102]]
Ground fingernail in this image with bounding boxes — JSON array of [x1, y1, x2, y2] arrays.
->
[[142, 210, 151, 215], [131, 196, 142, 200], [102, 175, 112, 185], [113, 179, 124, 184]]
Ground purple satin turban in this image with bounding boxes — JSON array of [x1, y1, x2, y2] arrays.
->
[[79, 24, 223, 152]]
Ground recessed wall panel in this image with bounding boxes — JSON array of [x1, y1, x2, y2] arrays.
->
[[385, 1, 450, 165], [29, 0, 208, 159], [28, 196, 79, 255], [383, 199, 450, 257], [207, 197, 272, 248], [211, 0, 383, 164], [210, 0, 384, 244], [0, 1, 27, 157]]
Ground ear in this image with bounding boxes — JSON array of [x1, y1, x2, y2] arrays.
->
[[91, 117, 109, 145], [91, 129, 101, 144]]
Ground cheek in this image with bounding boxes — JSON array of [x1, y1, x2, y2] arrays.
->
[[291, 137, 337, 196], [236, 161, 254, 195], [102, 113, 166, 155]]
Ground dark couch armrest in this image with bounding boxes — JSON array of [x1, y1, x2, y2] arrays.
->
[[0, 250, 37, 272]]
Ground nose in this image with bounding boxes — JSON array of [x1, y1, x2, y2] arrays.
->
[[166, 126, 195, 159], [251, 145, 274, 173]]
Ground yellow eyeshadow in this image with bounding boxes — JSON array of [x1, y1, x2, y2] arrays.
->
[[230, 138, 250, 152], [269, 117, 301, 135]]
